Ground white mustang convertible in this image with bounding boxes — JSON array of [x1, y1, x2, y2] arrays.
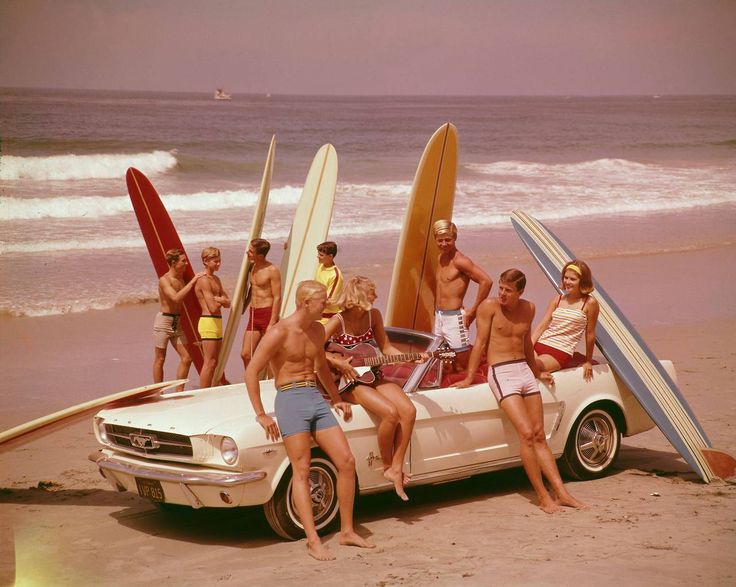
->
[[90, 327, 665, 540]]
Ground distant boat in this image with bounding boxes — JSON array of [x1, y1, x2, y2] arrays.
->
[[214, 89, 232, 101]]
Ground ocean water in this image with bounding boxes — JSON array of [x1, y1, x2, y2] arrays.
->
[[1, 89, 735, 317]]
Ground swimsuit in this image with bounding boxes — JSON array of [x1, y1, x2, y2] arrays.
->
[[331, 312, 378, 349], [433, 309, 471, 352], [246, 306, 273, 334], [274, 381, 339, 438], [534, 295, 589, 369], [197, 315, 222, 340], [315, 263, 343, 322], [487, 359, 541, 403], [153, 312, 186, 349]]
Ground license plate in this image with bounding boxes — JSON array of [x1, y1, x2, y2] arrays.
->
[[135, 477, 165, 502]]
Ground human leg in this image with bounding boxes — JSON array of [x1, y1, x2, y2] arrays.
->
[[314, 425, 374, 549], [524, 394, 586, 509], [241, 330, 262, 369], [500, 395, 561, 513], [282, 432, 335, 560], [172, 341, 192, 391], [199, 339, 218, 388], [153, 346, 167, 383], [344, 385, 399, 473], [375, 381, 416, 499]]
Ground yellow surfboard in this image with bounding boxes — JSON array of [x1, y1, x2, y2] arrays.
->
[[385, 123, 458, 332], [212, 136, 276, 385], [279, 144, 338, 317], [0, 379, 186, 453]]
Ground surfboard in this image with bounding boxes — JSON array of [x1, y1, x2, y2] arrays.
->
[[0, 379, 186, 453], [511, 210, 736, 482], [211, 135, 276, 385], [279, 144, 338, 317], [385, 123, 458, 332], [127, 168, 204, 374]]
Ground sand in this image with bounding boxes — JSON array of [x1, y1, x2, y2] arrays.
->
[[1, 246, 735, 586]]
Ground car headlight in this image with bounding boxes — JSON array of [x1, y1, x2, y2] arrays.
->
[[95, 417, 108, 443], [220, 436, 239, 465]]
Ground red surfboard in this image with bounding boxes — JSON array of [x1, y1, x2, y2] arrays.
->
[[126, 168, 205, 374]]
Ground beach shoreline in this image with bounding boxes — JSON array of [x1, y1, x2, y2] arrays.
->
[[1, 237, 735, 585]]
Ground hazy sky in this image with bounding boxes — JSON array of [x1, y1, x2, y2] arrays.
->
[[1, 0, 735, 95]]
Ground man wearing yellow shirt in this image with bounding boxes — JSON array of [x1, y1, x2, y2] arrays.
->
[[315, 241, 343, 324]]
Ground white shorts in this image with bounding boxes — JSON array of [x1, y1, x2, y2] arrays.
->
[[433, 309, 471, 352], [487, 359, 541, 403]]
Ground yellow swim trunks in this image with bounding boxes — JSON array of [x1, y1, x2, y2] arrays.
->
[[198, 315, 223, 340]]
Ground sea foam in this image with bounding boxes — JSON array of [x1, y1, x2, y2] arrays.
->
[[0, 150, 177, 181]]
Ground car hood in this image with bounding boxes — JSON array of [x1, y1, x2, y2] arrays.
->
[[95, 382, 275, 437]]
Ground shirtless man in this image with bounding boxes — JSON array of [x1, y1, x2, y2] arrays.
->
[[194, 246, 230, 389], [241, 238, 281, 370], [455, 269, 586, 513], [245, 281, 375, 560], [153, 249, 205, 391], [433, 220, 492, 367]]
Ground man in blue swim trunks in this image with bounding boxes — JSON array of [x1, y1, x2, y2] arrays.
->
[[245, 280, 375, 560]]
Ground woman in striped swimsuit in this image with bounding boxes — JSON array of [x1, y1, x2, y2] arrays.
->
[[324, 275, 418, 501], [532, 259, 600, 382]]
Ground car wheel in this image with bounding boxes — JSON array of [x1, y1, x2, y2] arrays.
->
[[559, 405, 621, 480], [263, 455, 340, 540]]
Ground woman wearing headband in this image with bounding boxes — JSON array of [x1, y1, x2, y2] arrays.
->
[[531, 259, 600, 382]]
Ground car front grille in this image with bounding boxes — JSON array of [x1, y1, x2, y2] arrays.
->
[[104, 424, 193, 457]]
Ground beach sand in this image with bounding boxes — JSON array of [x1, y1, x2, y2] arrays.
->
[[1, 243, 735, 586]]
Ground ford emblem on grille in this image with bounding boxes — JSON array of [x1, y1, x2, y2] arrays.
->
[[129, 433, 159, 449]]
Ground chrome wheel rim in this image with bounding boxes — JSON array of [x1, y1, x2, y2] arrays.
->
[[286, 463, 336, 529], [576, 411, 616, 470]]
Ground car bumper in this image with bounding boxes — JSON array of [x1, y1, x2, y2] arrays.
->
[[89, 450, 270, 509]]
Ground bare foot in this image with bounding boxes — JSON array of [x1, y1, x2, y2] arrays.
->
[[557, 493, 588, 509], [402, 471, 412, 486], [340, 531, 375, 549], [539, 499, 563, 514], [307, 540, 336, 561], [384, 468, 409, 501]]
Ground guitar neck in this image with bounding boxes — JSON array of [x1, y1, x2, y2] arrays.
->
[[363, 352, 424, 367]]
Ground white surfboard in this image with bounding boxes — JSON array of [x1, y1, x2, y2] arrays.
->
[[511, 210, 735, 482], [212, 136, 276, 385], [279, 144, 338, 317], [0, 379, 186, 453]]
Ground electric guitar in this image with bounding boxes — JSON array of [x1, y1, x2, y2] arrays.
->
[[326, 342, 456, 392]]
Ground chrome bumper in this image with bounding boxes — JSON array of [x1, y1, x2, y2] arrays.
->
[[88, 450, 267, 487]]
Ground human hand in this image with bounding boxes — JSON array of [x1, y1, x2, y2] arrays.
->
[[256, 413, 280, 441], [583, 362, 594, 382], [333, 401, 353, 422], [463, 310, 476, 329], [453, 377, 473, 389], [340, 357, 358, 382], [539, 371, 555, 386]]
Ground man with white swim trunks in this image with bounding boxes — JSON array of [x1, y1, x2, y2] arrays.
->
[[433, 220, 492, 368], [455, 268, 586, 514], [152, 248, 206, 392], [245, 280, 375, 561]]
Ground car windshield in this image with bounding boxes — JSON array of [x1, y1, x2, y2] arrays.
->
[[384, 327, 448, 392]]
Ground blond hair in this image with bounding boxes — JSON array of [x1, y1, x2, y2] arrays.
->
[[334, 275, 375, 312], [433, 219, 457, 238], [296, 280, 327, 305], [201, 246, 220, 262]]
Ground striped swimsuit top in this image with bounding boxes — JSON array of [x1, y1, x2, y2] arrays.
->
[[537, 295, 589, 356]]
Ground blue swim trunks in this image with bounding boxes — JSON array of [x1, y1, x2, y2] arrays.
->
[[275, 384, 339, 438]]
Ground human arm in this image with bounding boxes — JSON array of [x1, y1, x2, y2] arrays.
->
[[455, 254, 493, 328], [531, 296, 557, 345], [454, 300, 492, 388], [371, 309, 404, 356], [314, 336, 352, 422], [582, 297, 600, 382], [268, 267, 282, 328], [323, 316, 359, 380], [244, 328, 284, 441], [214, 277, 231, 309], [160, 272, 205, 305], [525, 303, 554, 386]]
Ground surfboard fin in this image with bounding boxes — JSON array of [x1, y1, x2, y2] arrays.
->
[[701, 449, 736, 481]]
